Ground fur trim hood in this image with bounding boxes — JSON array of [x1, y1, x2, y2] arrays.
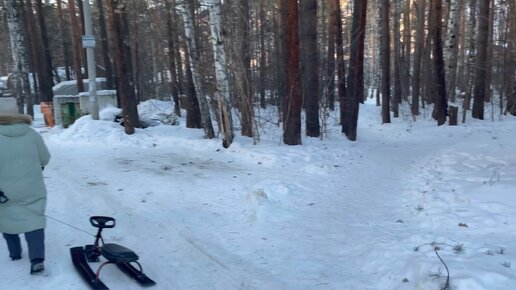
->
[[0, 114, 33, 125], [0, 114, 33, 137]]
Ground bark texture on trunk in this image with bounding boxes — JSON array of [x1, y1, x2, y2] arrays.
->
[[282, 0, 301, 145], [107, 0, 140, 134], [5, 0, 32, 114], [343, 0, 367, 140], [208, 0, 234, 148], [471, 0, 490, 119], [431, 0, 448, 125], [181, 0, 215, 138], [379, 0, 391, 124], [300, 0, 320, 138]]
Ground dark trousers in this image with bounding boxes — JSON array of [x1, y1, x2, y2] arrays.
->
[[3, 229, 45, 261]]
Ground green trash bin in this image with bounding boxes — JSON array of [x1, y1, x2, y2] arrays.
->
[[61, 102, 81, 128]]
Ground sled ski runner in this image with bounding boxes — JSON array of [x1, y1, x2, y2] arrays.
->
[[117, 261, 156, 285], [71, 246, 108, 290], [70, 216, 156, 289]]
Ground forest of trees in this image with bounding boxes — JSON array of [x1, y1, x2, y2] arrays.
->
[[0, 0, 515, 147]]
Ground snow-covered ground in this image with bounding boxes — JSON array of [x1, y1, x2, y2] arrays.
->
[[1, 99, 515, 290]]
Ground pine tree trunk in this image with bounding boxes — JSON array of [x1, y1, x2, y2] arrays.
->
[[259, 0, 267, 109], [35, 0, 54, 103], [184, 50, 202, 128], [150, 38, 158, 100], [300, 0, 320, 138], [367, 0, 378, 92], [282, 0, 301, 145], [107, 0, 140, 134], [343, 0, 367, 140], [77, 0, 87, 77], [165, 0, 181, 117], [325, 0, 337, 111], [129, 1, 141, 103], [484, 0, 494, 104], [471, 0, 489, 119], [456, 6, 466, 91], [56, 0, 72, 80], [411, 0, 426, 117], [230, 0, 254, 138], [379, 0, 391, 124], [276, 0, 287, 113], [431, 0, 448, 125], [392, 1, 402, 118], [172, 0, 184, 98], [68, 0, 84, 92], [422, 4, 435, 108], [507, 0, 516, 115], [335, 0, 346, 125], [402, 0, 412, 99], [241, 0, 253, 138], [461, 0, 477, 122], [96, 0, 114, 90]]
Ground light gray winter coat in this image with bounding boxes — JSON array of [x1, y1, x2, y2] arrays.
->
[[0, 114, 50, 234]]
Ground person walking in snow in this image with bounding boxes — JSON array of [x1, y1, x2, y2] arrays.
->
[[0, 105, 50, 275]]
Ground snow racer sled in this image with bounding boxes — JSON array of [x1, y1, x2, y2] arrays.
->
[[70, 216, 156, 290]]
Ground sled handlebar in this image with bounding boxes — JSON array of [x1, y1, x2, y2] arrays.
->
[[90, 216, 116, 229]]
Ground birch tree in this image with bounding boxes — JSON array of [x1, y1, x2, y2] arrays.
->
[[181, 0, 215, 139], [208, 0, 234, 148], [5, 0, 32, 114], [444, 0, 464, 102], [23, 0, 40, 113]]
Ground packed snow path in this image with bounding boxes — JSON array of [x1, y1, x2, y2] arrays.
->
[[2, 109, 515, 290]]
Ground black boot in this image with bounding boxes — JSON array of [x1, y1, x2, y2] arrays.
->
[[30, 258, 45, 275]]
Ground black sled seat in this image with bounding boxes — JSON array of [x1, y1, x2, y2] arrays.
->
[[72, 216, 156, 289], [101, 243, 139, 263]]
